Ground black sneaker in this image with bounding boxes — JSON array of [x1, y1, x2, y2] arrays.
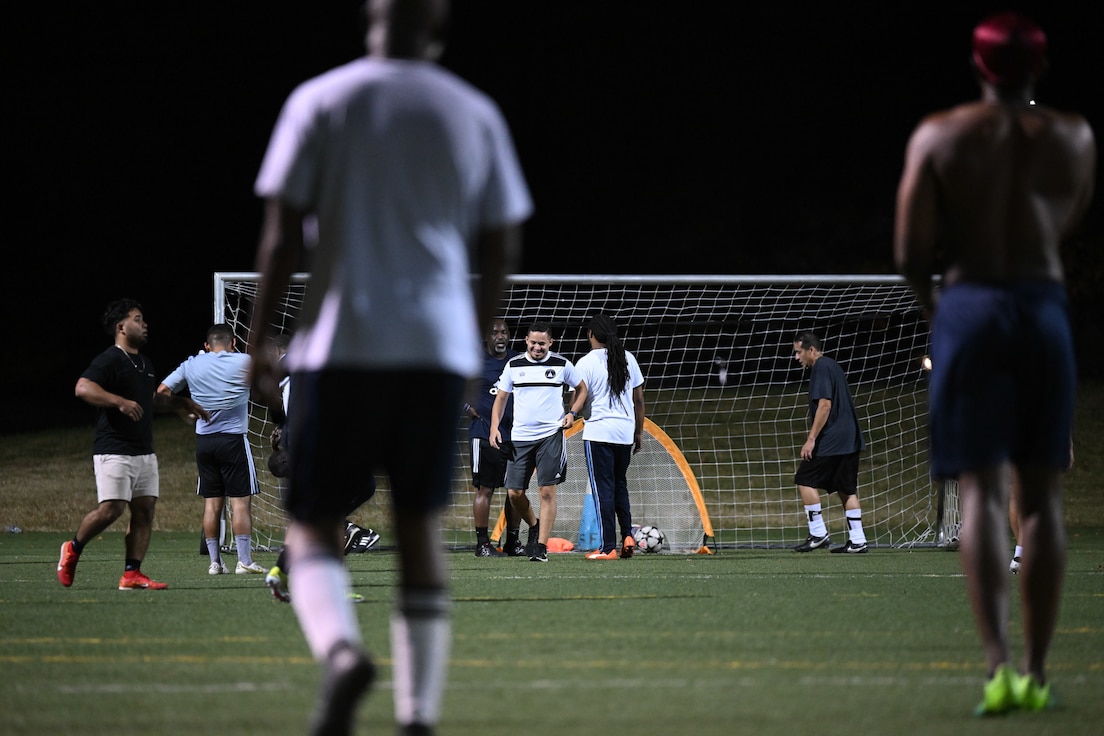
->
[[310, 641, 375, 736], [504, 539, 526, 557], [793, 534, 831, 552], [529, 543, 548, 562], [474, 541, 505, 558], [348, 526, 380, 553], [343, 521, 363, 554], [830, 540, 869, 554]]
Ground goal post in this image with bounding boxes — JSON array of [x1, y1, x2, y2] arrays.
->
[[490, 417, 715, 554], [214, 272, 955, 552]]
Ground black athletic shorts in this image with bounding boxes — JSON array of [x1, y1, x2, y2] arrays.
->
[[196, 433, 258, 499], [285, 369, 465, 521], [793, 452, 860, 497], [470, 437, 511, 489]]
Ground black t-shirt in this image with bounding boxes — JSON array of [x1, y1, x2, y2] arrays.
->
[[81, 346, 157, 455]]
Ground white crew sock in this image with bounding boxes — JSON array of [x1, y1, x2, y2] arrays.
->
[[391, 588, 452, 727], [235, 534, 253, 566], [288, 551, 360, 660], [846, 508, 867, 544], [805, 504, 827, 537], [1013, 544, 1024, 559], [205, 538, 221, 565]]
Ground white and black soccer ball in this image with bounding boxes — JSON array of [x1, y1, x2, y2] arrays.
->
[[633, 525, 665, 553]]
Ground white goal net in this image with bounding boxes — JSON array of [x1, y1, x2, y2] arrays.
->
[[214, 273, 953, 551]]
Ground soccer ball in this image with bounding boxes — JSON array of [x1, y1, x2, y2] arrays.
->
[[633, 525, 665, 553]]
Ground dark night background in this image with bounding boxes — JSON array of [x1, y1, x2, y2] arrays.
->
[[7, 1, 1102, 434]]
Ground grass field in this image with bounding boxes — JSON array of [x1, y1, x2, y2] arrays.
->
[[2, 530, 1102, 736]]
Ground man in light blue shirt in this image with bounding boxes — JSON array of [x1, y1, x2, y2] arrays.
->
[[159, 324, 265, 575]]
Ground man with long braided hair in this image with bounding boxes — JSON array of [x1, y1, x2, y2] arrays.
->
[[575, 313, 646, 559]]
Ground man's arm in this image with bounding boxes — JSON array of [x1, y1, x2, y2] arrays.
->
[[489, 389, 509, 448], [563, 379, 587, 428], [801, 398, 832, 461], [75, 377, 143, 421], [248, 199, 306, 418], [894, 119, 941, 315]]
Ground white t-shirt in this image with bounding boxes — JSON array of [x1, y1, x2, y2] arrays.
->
[[575, 348, 644, 444], [497, 353, 583, 442], [255, 57, 533, 377]]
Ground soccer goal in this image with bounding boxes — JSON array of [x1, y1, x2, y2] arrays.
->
[[214, 272, 952, 551]]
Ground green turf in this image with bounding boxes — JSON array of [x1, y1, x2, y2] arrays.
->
[[2, 530, 1102, 736]]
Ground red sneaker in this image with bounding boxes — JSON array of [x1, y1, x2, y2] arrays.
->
[[584, 548, 618, 560], [620, 535, 635, 559], [118, 570, 168, 590], [57, 541, 79, 587]]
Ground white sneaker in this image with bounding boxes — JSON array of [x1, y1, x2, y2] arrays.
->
[[208, 560, 229, 575], [236, 561, 267, 575], [1009, 556, 1022, 574]]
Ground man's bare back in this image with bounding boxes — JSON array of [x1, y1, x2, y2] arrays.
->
[[895, 81, 1095, 311]]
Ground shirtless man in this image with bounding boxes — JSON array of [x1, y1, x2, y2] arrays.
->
[[895, 11, 1095, 715]]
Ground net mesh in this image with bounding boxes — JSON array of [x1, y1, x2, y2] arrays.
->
[[215, 273, 950, 551]]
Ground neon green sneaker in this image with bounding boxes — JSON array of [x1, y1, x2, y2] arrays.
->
[[1013, 674, 1055, 711], [974, 664, 1017, 716]]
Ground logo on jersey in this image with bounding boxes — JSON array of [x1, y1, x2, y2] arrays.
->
[[544, 369, 556, 379]]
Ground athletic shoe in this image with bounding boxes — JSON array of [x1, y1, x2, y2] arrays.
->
[[1009, 556, 1021, 574], [344, 522, 380, 554], [585, 548, 618, 560], [309, 641, 376, 736], [620, 535, 635, 559], [118, 570, 168, 590], [975, 664, 1017, 716], [475, 541, 505, 557], [349, 527, 380, 553], [343, 522, 363, 554], [266, 565, 290, 603], [529, 543, 548, 562], [1013, 673, 1055, 711], [236, 561, 267, 575], [830, 540, 869, 554], [793, 534, 831, 552], [57, 540, 79, 587], [504, 539, 526, 557], [398, 725, 433, 736], [208, 560, 229, 575]]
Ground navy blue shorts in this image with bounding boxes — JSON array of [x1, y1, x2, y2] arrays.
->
[[285, 369, 465, 522], [928, 281, 1075, 478]]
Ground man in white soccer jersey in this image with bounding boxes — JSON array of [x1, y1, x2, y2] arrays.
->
[[247, 0, 531, 733], [157, 323, 266, 576], [490, 321, 587, 562]]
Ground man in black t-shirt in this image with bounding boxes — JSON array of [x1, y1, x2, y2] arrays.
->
[[57, 299, 207, 590]]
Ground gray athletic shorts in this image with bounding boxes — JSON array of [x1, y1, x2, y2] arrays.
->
[[506, 432, 568, 490]]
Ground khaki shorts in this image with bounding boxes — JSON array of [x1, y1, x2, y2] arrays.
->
[[93, 454, 160, 503]]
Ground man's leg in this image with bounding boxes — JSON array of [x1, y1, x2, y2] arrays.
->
[[126, 495, 157, 563], [957, 464, 1012, 677], [230, 496, 262, 570], [391, 508, 451, 731], [286, 518, 374, 735], [203, 497, 226, 565], [1015, 464, 1066, 685]]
